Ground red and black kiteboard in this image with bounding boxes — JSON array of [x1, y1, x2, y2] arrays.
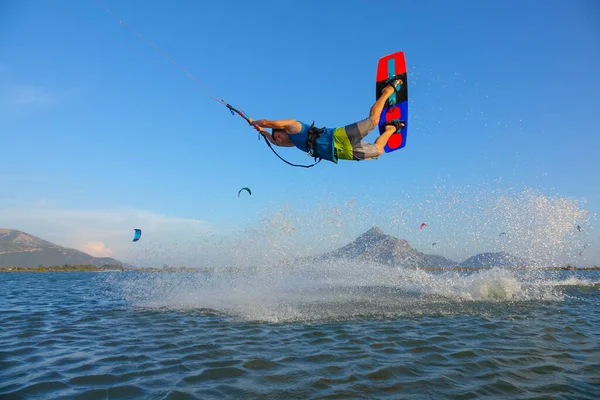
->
[[376, 52, 408, 153]]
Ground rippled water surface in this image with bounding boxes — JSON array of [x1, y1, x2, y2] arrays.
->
[[1, 268, 599, 399]]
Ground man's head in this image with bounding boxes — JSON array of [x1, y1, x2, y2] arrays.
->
[[271, 129, 293, 147]]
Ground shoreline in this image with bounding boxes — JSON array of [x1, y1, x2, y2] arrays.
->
[[1, 265, 599, 273]]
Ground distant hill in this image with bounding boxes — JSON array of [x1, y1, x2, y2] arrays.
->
[[318, 227, 459, 268], [0, 229, 126, 268], [315, 227, 534, 269], [459, 252, 534, 268]]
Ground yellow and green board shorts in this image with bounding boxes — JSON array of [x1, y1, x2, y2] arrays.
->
[[333, 117, 380, 161]]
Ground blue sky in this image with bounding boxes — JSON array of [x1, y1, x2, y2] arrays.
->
[[1, 0, 599, 266]]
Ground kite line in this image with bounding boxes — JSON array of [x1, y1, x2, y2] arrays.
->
[[94, 0, 319, 168]]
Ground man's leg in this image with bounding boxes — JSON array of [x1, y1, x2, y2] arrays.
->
[[369, 79, 402, 125], [336, 79, 404, 161], [352, 120, 404, 160], [374, 124, 400, 155]]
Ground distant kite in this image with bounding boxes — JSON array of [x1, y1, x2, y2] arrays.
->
[[499, 232, 507, 237], [420, 223, 427, 231], [133, 229, 142, 242], [432, 242, 437, 247], [238, 187, 251, 197]]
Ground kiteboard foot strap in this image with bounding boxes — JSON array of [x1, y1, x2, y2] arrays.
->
[[383, 119, 406, 133], [386, 76, 404, 91]]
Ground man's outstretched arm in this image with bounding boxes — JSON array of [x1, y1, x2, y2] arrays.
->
[[248, 118, 302, 134]]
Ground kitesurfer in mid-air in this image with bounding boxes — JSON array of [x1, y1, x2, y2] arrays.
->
[[248, 79, 405, 163]]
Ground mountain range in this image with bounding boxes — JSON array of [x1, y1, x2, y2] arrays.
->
[[318, 227, 459, 267], [0, 227, 533, 269], [0, 229, 125, 268], [318, 227, 532, 267]]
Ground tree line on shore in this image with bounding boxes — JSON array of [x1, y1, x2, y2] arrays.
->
[[1, 263, 598, 273]]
